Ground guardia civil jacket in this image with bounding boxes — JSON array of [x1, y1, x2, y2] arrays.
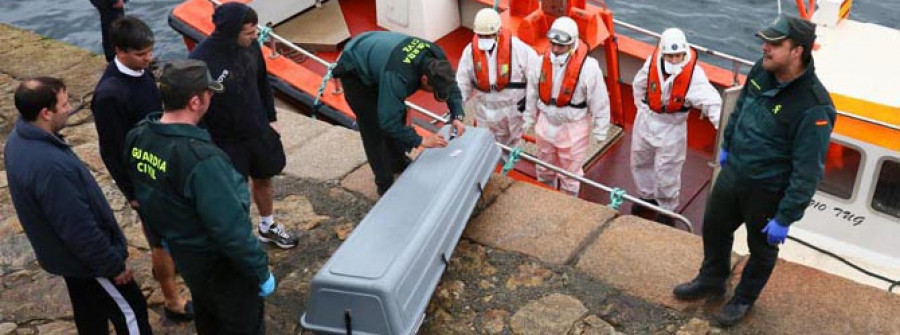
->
[[721, 60, 836, 225], [125, 114, 269, 284]]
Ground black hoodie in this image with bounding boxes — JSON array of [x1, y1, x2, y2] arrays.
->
[[189, 3, 276, 142]]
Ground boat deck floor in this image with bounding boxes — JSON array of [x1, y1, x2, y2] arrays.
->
[[580, 130, 713, 232]]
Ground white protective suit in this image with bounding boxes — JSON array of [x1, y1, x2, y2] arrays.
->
[[457, 36, 538, 148], [523, 47, 611, 196], [630, 52, 722, 210]]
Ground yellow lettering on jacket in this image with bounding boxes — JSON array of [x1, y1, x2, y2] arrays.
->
[[130, 147, 168, 180], [402, 39, 430, 64]]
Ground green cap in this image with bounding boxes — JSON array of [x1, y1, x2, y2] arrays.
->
[[756, 14, 816, 48], [159, 59, 224, 96]]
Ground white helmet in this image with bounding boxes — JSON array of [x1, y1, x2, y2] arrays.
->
[[659, 28, 689, 54], [473, 8, 502, 35], [547, 16, 579, 46]]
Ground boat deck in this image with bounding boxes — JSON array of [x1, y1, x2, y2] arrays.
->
[[298, 0, 718, 230]]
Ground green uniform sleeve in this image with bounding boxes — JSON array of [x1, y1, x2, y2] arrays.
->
[[775, 106, 836, 225], [445, 84, 465, 120], [187, 157, 269, 283], [378, 72, 423, 151]]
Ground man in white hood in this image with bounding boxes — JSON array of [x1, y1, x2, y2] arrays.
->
[[524, 16, 611, 196], [630, 28, 722, 225], [457, 8, 538, 148]]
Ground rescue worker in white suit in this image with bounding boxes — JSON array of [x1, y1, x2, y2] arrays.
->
[[457, 8, 538, 148], [630, 28, 722, 225], [523, 16, 611, 196]]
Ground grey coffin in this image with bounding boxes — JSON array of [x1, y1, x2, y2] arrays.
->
[[301, 126, 500, 334]]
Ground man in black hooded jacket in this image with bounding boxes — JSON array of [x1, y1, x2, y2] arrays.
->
[[189, 2, 298, 249]]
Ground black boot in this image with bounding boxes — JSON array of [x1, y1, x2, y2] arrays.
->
[[630, 198, 658, 219], [672, 278, 725, 300], [714, 297, 753, 327]]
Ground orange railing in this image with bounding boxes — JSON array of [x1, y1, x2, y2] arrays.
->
[[796, 0, 817, 19]]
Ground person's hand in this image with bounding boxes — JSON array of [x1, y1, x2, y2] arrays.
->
[[451, 119, 466, 138], [718, 149, 728, 166], [128, 200, 140, 209], [269, 122, 280, 135], [420, 133, 448, 148], [259, 272, 276, 297], [113, 267, 134, 285], [112, 0, 125, 9], [761, 219, 789, 245]]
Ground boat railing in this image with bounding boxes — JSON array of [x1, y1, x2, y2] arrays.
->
[[407, 102, 695, 233], [588, 6, 756, 86], [595, 3, 900, 131]]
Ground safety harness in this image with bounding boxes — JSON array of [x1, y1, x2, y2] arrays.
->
[[471, 30, 526, 92], [539, 40, 589, 109], [645, 48, 698, 113]]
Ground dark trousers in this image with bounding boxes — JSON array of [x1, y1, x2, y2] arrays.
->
[[64, 276, 152, 334], [697, 166, 783, 304], [178, 254, 265, 335], [89, 0, 124, 62], [340, 74, 411, 195]]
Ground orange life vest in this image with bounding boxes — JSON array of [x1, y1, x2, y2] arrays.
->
[[539, 40, 589, 108], [472, 29, 512, 92], [646, 48, 698, 113]]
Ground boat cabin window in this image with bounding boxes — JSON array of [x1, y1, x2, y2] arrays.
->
[[817, 142, 862, 199], [872, 159, 900, 219]]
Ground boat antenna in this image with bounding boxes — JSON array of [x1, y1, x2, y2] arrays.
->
[[777, 0, 783, 15], [493, 0, 499, 11]]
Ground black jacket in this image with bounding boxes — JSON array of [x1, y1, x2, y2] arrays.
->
[[92, 61, 162, 200], [5, 119, 128, 278], [189, 2, 277, 142]]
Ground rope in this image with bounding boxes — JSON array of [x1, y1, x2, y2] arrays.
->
[[608, 187, 626, 210], [257, 26, 273, 47], [501, 147, 523, 175], [786, 235, 900, 293], [311, 63, 337, 120]]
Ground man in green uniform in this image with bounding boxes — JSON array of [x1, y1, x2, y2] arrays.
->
[[334, 31, 467, 195], [125, 60, 274, 334], [672, 15, 836, 327]]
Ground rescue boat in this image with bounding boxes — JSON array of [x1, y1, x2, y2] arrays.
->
[[168, 0, 899, 292]]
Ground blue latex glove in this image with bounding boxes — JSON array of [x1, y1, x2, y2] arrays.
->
[[761, 219, 789, 245], [718, 149, 728, 166], [259, 272, 276, 297]]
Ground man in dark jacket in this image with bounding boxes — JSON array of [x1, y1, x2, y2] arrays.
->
[[189, 2, 297, 249], [89, 0, 126, 62], [126, 60, 274, 334], [672, 15, 836, 327], [6, 77, 151, 334], [92, 16, 193, 322], [334, 31, 467, 195]]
